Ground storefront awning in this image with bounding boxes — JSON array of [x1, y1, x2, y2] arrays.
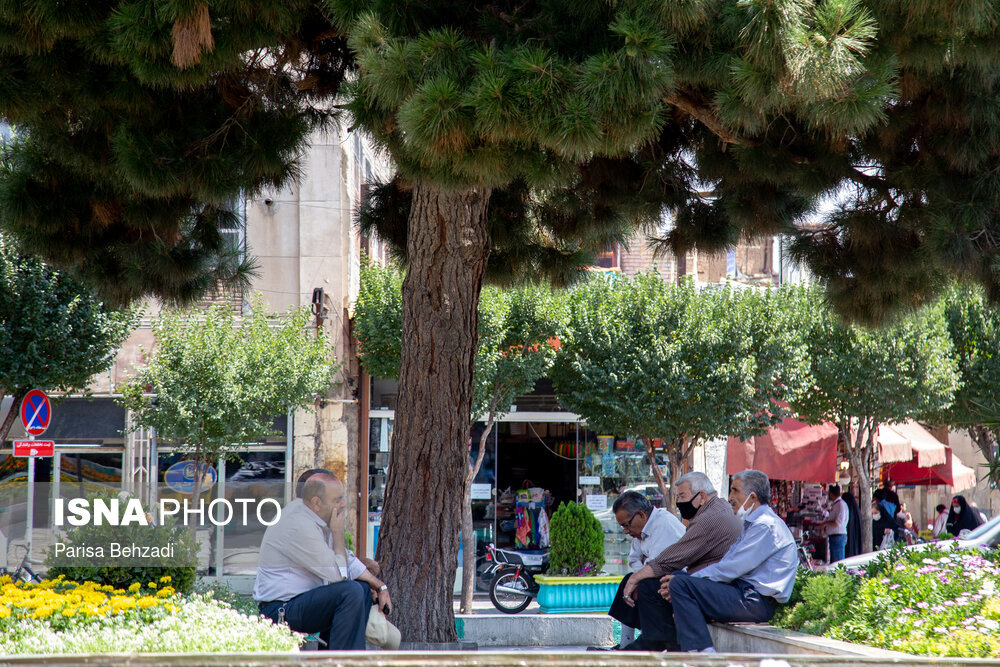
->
[[876, 425, 912, 464], [882, 446, 977, 491], [881, 421, 947, 468], [727, 417, 839, 483]]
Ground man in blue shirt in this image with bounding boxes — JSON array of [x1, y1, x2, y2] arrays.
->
[[664, 469, 798, 653]]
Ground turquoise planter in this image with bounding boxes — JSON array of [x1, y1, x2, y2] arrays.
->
[[534, 575, 624, 614]]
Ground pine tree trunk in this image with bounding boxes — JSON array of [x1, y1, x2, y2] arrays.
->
[[376, 181, 491, 644]]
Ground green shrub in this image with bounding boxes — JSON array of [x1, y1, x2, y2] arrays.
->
[[196, 580, 261, 616], [778, 568, 859, 635], [547, 501, 604, 576], [45, 494, 199, 593]]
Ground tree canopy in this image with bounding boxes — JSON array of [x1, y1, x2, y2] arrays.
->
[[0, 235, 135, 442], [791, 286, 959, 552], [6, 2, 1000, 316], [119, 299, 335, 493], [933, 285, 1000, 487], [552, 274, 810, 507]]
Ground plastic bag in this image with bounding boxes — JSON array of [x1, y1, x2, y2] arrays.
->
[[879, 530, 895, 551]]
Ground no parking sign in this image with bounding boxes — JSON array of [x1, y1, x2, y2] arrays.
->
[[20, 389, 51, 436]]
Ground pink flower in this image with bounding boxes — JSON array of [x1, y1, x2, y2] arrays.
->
[[902, 608, 916, 614], [916, 601, 929, 609]]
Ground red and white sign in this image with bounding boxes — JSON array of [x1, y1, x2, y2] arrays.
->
[[13, 440, 54, 457], [20, 389, 51, 436]]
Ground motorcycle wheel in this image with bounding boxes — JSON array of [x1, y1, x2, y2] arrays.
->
[[489, 570, 533, 614]]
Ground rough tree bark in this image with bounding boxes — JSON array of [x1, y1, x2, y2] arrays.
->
[[376, 182, 492, 644], [0, 389, 27, 444], [459, 396, 498, 614], [640, 434, 671, 512]]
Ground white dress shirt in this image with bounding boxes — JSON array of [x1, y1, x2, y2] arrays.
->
[[627, 506, 686, 572], [693, 504, 798, 603], [253, 498, 367, 602], [826, 497, 848, 536]]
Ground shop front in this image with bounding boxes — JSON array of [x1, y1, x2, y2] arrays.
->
[[728, 416, 841, 563], [362, 407, 676, 586]]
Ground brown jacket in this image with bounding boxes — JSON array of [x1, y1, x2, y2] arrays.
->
[[647, 494, 742, 577]]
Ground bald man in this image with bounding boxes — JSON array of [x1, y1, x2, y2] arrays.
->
[[254, 473, 393, 650]]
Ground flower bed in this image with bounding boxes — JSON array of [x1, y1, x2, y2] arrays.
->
[[0, 575, 301, 654], [774, 545, 1000, 657]]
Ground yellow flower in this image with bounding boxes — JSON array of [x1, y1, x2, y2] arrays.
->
[[61, 607, 77, 618], [137, 596, 158, 609], [156, 587, 176, 598], [147, 582, 157, 589], [159, 575, 172, 583], [128, 583, 141, 594], [0, 606, 10, 619]]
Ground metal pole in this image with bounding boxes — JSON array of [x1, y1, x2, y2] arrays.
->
[[25, 433, 34, 559], [52, 452, 61, 539], [215, 458, 225, 583]]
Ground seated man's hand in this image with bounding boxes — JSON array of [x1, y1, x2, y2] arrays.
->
[[622, 577, 639, 606], [658, 573, 674, 601], [329, 507, 348, 535], [377, 587, 393, 616]]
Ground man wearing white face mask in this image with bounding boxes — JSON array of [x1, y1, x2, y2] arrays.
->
[[662, 470, 798, 653]]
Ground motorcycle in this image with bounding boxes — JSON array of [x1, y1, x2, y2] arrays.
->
[[481, 542, 549, 613]]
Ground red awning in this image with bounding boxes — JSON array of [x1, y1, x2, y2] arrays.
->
[[727, 417, 839, 483], [882, 446, 977, 491]]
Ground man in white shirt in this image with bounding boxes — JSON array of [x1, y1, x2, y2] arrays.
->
[[591, 490, 684, 649], [253, 472, 393, 650], [818, 484, 849, 563]]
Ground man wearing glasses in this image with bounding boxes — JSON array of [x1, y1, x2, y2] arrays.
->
[[596, 472, 741, 651], [590, 490, 684, 649]]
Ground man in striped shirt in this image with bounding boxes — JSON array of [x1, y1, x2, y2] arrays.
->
[[613, 472, 742, 651]]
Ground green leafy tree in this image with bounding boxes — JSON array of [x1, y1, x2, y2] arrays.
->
[[933, 285, 1000, 487], [354, 260, 560, 611], [791, 288, 959, 554], [0, 236, 134, 442], [120, 299, 334, 498], [552, 274, 810, 510], [547, 501, 604, 577]]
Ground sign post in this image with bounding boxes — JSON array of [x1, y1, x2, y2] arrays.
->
[[17, 390, 53, 563]]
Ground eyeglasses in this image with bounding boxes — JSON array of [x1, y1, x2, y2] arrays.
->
[[619, 512, 639, 530]]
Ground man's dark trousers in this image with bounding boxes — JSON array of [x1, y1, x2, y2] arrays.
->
[[630, 577, 681, 650], [668, 571, 776, 651], [607, 574, 641, 629], [260, 580, 371, 650]]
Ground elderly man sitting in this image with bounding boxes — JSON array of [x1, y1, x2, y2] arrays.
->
[[611, 472, 742, 651], [593, 490, 685, 648], [665, 469, 798, 653]]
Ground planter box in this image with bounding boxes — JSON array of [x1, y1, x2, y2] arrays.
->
[[534, 575, 623, 614]]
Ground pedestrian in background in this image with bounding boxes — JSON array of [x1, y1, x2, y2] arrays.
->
[[932, 504, 948, 537], [947, 495, 983, 536], [818, 484, 848, 563], [842, 492, 863, 558]]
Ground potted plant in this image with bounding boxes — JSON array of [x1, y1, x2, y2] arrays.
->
[[535, 501, 623, 613]]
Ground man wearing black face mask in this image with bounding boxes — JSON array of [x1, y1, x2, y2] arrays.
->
[[597, 472, 741, 651]]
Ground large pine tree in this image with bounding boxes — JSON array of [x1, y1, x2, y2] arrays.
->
[[4, 0, 1000, 642]]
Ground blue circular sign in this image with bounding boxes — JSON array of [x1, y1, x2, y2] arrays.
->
[[164, 460, 218, 495]]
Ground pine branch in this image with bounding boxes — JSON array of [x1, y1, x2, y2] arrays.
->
[[665, 89, 754, 147]]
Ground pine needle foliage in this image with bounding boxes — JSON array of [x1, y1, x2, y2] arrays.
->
[[5, 3, 1000, 320]]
